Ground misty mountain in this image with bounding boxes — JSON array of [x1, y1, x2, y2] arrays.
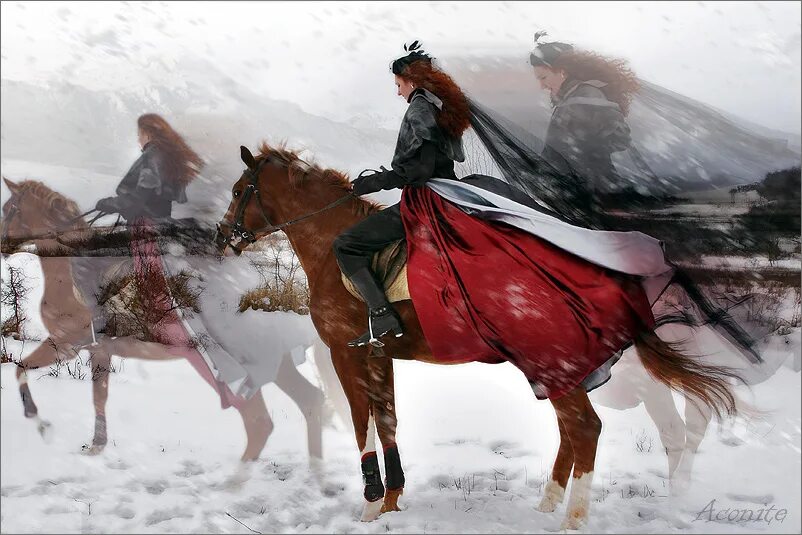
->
[[0, 55, 398, 220], [443, 55, 801, 192]]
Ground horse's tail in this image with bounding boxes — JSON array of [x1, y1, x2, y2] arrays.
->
[[634, 329, 742, 420]]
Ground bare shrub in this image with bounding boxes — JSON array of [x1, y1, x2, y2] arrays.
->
[[635, 429, 654, 453], [240, 234, 309, 315], [1, 265, 31, 340]]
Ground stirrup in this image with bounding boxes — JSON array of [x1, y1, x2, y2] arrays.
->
[[347, 308, 403, 348]]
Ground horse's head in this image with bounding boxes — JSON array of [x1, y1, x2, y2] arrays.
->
[[215, 146, 288, 256], [215, 143, 373, 256], [2, 177, 83, 244]]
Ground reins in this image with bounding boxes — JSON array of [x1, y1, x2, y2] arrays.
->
[[2, 206, 114, 247], [219, 156, 358, 248]]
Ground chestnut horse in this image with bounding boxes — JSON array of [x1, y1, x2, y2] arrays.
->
[[1, 177, 328, 462], [216, 144, 738, 529]]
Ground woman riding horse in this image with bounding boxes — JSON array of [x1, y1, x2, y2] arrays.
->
[[333, 42, 665, 398], [94, 113, 202, 223], [333, 42, 468, 348]]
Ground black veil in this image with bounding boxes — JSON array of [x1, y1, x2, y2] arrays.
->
[[457, 97, 763, 365]]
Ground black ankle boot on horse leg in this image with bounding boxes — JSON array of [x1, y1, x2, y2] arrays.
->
[[345, 267, 403, 349]]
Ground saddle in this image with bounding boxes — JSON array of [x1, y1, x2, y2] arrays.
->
[[341, 240, 411, 303]]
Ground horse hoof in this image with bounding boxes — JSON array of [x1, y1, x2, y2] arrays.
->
[[37, 419, 54, 443], [81, 444, 105, 456], [670, 474, 691, 496], [537, 480, 565, 513], [560, 511, 587, 531], [360, 498, 384, 522], [536, 497, 559, 513], [380, 488, 403, 513]]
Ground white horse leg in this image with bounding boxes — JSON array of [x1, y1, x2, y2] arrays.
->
[[237, 389, 273, 462], [274, 351, 326, 461], [642, 382, 686, 479], [311, 339, 353, 433], [672, 394, 713, 494]]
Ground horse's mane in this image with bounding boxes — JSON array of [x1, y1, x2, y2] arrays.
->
[[256, 142, 381, 217], [13, 180, 86, 228]]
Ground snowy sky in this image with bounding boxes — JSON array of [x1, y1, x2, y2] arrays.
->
[[1, 1, 800, 134]]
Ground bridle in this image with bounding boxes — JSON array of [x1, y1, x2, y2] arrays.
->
[[2, 191, 101, 245], [215, 155, 354, 253]]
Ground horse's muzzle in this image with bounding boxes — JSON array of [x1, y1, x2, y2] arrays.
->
[[214, 223, 243, 256]]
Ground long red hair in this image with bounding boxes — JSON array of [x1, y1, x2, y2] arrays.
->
[[137, 114, 203, 187], [398, 62, 471, 138], [551, 50, 640, 116]]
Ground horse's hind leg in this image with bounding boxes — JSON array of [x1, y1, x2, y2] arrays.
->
[[367, 356, 404, 514], [552, 387, 602, 531], [15, 338, 78, 439], [673, 392, 713, 494], [84, 347, 112, 455], [641, 381, 686, 479], [274, 351, 326, 460], [537, 415, 574, 513], [237, 389, 273, 462]]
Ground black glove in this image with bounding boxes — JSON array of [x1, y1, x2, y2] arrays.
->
[[95, 196, 119, 213], [350, 167, 385, 196], [350, 166, 408, 196]]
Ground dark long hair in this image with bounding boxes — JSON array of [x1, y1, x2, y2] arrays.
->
[[397, 61, 471, 138], [551, 50, 640, 115], [137, 113, 203, 186]]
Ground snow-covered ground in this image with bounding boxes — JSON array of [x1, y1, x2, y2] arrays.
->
[[2, 243, 800, 533], [2, 334, 800, 534]]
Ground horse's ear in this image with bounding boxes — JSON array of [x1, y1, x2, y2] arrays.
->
[[240, 146, 257, 170], [3, 177, 20, 195]]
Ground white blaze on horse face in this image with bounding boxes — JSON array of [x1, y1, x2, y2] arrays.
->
[[361, 413, 376, 456]]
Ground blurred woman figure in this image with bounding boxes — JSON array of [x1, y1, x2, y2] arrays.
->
[[530, 35, 638, 226], [95, 113, 202, 222]]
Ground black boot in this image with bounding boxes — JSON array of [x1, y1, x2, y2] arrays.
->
[[346, 267, 404, 348]]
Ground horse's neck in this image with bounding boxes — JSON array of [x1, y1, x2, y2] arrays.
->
[[280, 191, 369, 287], [38, 256, 77, 297]]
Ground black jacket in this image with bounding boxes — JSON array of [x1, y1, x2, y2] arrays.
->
[[541, 79, 632, 195], [352, 88, 464, 194], [98, 142, 187, 221]]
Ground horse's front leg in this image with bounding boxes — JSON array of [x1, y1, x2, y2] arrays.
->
[[367, 355, 404, 514], [85, 347, 112, 455]]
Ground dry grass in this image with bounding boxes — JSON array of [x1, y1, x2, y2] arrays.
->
[[238, 234, 310, 315], [238, 284, 309, 315]]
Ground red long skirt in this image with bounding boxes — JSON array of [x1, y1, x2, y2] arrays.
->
[[401, 187, 655, 400]]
